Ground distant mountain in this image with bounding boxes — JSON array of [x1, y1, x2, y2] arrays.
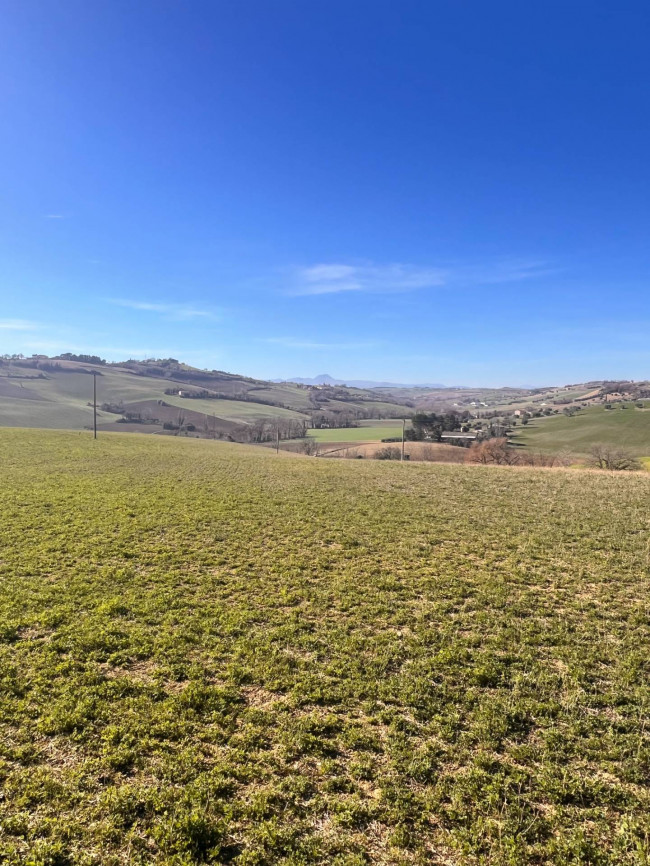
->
[[277, 374, 447, 389]]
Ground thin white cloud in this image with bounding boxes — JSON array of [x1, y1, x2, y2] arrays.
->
[[288, 259, 551, 296], [44, 214, 66, 219], [459, 258, 555, 285], [264, 337, 382, 350], [290, 263, 446, 296], [108, 299, 221, 322], [0, 318, 40, 331]]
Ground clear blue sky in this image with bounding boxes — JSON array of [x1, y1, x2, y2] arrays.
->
[[1, 1, 649, 386]]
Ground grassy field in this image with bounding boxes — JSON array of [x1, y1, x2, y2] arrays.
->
[[308, 420, 405, 442], [513, 404, 650, 457], [318, 442, 468, 462], [1, 430, 650, 864], [0, 362, 409, 434], [162, 394, 309, 424]]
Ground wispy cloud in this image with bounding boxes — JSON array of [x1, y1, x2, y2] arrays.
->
[[108, 299, 221, 322], [289, 263, 446, 296], [264, 337, 382, 350], [44, 214, 66, 219], [288, 259, 552, 296], [458, 258, 555, 285], [0, 318, 40, 331]]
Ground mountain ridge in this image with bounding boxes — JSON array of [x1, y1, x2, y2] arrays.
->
[[276, 373, 448, 389]]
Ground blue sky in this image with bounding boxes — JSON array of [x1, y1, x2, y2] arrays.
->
[[1, 1, 650, 386]]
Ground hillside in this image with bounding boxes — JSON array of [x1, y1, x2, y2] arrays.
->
[[512, 402, 650, 457], [3, 357, 650, 458], [381, 380, 650, 414], [0, 356, 411, 440], [1, 429, 650, 864]]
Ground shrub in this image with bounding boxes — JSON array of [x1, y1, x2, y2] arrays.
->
[[374, 446, 401, 460], [465, 438, 520, 465], [588, 445, 641, 471]]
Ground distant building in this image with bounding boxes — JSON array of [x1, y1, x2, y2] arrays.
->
[[441, 432, 479, 441]]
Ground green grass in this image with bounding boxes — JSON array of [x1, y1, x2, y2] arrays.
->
[[1, 429, 650, 864], [0, 364, 408, 432], [162, 394, 309, 423], [512, 404, 650, 457], [307, 420, 404, 442], [0, 369, 169, 430]]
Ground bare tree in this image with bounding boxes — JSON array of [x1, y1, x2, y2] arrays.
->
[[588, 444, 641, 471], [466, 438, 520, 465], [374, 446, 401, 460]]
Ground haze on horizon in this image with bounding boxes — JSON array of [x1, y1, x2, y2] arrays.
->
[[1, 1, 649, 387]]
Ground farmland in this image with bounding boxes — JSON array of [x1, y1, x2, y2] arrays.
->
[[512, 403, 650, 457], [0, 359, 410, 438], [307, 420, 405, 443], [1, 429, 650, 864]]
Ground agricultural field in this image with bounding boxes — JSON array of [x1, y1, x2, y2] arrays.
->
[[0, 360, 408, 436], [513, 403, 650, 457], [319, 442, 467, 462], [161, 394, 309, 424], [307, 420, 405, 443], [1, 429, 650, 864]]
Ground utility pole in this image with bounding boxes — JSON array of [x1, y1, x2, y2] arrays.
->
[[276, 424, 280, 454], [401, 418, 406, 462], [93, 372, 97, 440]]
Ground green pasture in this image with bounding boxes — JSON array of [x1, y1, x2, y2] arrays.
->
[[512, 403, 650, 457], [162, 394, 309, 423], [307, 420, 405, 442], [1, 429, 650, 863]]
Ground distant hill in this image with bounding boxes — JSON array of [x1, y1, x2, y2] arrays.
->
[[0, 356, 412, 440], [3, 356, 647, 455], [278, 373, 448, 389]]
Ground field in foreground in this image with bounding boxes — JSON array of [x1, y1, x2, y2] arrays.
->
[[1, 430, 650, 865]]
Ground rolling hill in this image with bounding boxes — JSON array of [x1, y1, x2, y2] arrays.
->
[[0, 356, 412, 439], [512, 402, 650, 457], [3, 357, 649, 458]]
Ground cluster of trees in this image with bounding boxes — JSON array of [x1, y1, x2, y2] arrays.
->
[[374, 446, 402, 460], [1, 352, 106, 365], [465, 439, 570, 467], [54, 353, 106, 365], [230, 419, 308, 444], [311, 411, 360, 429], [116, 411, 159, 425], [406, 411, 470, 441], [0, 356, 83, 374], [588, 445, 641, 471], [464, 439, 641, 471]]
